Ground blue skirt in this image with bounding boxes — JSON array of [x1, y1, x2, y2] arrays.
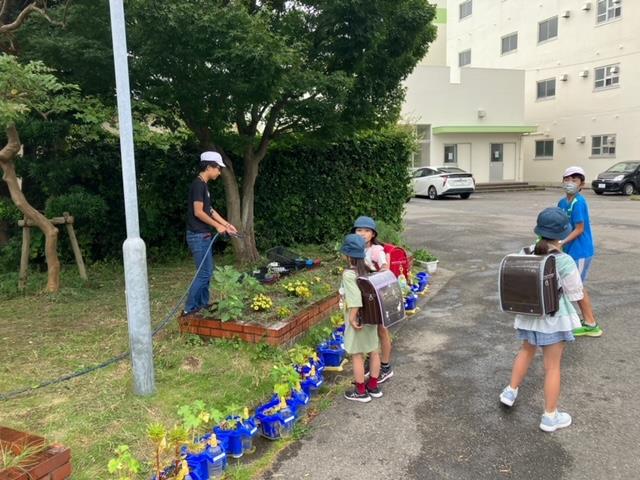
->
[[517, 329, 574, 347]]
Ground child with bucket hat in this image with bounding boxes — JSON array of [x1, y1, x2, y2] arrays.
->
[[351, 216, 394, 383], [500, 207, 584, 432], [557, 166, 602, 337], [339, 234, 383, 403]]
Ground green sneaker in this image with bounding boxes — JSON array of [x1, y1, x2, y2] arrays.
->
[[573, 324, 603, 337]]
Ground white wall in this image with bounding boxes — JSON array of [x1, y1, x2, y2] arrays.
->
[[431, 133, 522, 183], [402, 66, 526, 125]]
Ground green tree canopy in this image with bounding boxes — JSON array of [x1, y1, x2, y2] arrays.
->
[[128, 0, 436, 261]]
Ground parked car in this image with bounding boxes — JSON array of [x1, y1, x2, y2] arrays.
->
[[591, 161, 640, 195], [411, 166, 475, 199]]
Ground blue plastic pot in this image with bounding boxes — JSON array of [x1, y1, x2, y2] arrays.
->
[[255, 397, 296, 440], [305, 259, 314, 268], [300, 372, 324, 396], [311, 355, 325, 374], [318, 339, 346, 367], [213, 416, 258, 458], [286, 389, 310, 416], [404, 294, 417, 311]]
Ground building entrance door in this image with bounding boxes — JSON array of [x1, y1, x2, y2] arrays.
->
[[490, 143, 504, 181]]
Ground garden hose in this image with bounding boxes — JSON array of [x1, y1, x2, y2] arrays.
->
[[0, 231, 244, 401]]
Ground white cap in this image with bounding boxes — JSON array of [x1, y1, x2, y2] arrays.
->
[[563, 166, 585, 178], [200, 151, 226, 168]]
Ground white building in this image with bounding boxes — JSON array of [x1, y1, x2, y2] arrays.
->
[[401, 1, 534, 183], [445, 0, 639, 184], [402, 66, 534, 183]]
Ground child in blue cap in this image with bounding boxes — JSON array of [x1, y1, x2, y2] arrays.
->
[[352, 216, 394, 383], [500, 207, 583, 432], [339, 233, 382, 402]]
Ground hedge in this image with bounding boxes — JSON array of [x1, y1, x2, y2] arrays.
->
[[1, 127, 413, 265]]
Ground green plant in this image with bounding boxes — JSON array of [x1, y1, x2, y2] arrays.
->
[[376, 219, 407, 247], [166, 425, 190, 469], [0, 440, 44, 472], [177, 400, 211, 444], [107, 445, 141, 480], [287, 345, 315, 367], [147, 423, 167, 480], [330, 313, 344, 328], [270, 363, 302, 401], [412, 248, 438, 262], [276, 306, 292, 319]]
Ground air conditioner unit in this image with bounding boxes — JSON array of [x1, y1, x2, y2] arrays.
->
[[578, 70, 589, 78], [561, 10, 571, 18], [582, 2, 592, 11], [576, 136, 586, 143], [609, 66, 619, 74], [557, 137, 566, 144], [559, 73, 569, 81]]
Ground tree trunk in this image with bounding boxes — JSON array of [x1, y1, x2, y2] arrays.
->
[[0, 125, 60, 292]]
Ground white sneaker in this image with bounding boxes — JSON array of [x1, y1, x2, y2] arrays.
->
[[540, 411, 572, 432], [499, 386, 518, 407]]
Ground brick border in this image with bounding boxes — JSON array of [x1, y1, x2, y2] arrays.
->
[[178, 294, 339, 345], [0, 427, 72, 480]]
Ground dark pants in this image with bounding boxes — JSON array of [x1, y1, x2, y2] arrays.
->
[[185, 231, 214, 313]]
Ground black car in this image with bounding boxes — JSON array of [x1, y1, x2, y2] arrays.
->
[[591, 161, 640, 195]]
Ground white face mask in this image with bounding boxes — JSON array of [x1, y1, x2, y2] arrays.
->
[[563, 182, 579, 195]]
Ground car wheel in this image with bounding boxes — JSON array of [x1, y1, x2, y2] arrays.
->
[[428, 186, 439, 200], [622, 182, 635, 196], [460, 193, 471, 199]]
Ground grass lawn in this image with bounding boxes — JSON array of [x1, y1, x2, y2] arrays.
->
[[0, 248, 343, 479]]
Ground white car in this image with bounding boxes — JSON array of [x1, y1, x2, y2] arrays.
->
[[411, 166, 475, 200]]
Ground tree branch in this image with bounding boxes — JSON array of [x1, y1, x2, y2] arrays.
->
[[0, 1, 66, 35]]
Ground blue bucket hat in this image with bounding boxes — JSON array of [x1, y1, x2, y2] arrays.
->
[[351, 216, 377, 235], [340, 234, 366, 259], [534, 207, 572, 240]]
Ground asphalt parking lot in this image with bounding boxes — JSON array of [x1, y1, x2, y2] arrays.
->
[[264, 189, 640, 480]]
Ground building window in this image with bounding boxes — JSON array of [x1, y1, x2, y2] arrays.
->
[[501, 32, 518, 54], [536, 78, 556, 99], [458, 49, 471, 67], [538, 16, 558, 43], [594, 64, 620, 89], [459, 0, 472, 20], [535, 140, 554, 158], [591, 134, 616, 156], [444, 144, 458, 164], [597, 0, 622, 24]]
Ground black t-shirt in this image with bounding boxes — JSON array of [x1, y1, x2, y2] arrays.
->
[[187, 177, 212, 233]]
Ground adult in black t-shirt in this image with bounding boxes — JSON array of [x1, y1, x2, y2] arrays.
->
[[184, 151, 237, 314]]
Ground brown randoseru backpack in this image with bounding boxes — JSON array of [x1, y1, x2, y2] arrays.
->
[[499, 253, 561, 316], [356, 270, 406, 328]]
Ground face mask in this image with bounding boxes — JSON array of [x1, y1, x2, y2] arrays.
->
[[563, 182, 579, 195]]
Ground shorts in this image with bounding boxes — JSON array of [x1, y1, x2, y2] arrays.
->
[[576, 257, 593, 283], [517, 329, 574, 347]]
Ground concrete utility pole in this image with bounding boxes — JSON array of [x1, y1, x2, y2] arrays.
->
[[108, 0, 155, 395]]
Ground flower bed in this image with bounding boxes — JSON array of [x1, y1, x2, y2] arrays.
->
[[0, 427, 71, 480], [179, 293, 339, 345]]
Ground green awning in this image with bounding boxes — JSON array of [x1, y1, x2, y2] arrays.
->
[[432, 125, 537, 134]]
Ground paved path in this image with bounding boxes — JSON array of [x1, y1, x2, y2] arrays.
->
[[263, 190, 640, 480]]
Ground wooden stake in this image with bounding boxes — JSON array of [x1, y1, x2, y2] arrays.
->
[[63, 212, 88, 281], [18, 222, 31, 290]]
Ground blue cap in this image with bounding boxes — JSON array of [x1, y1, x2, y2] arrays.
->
[[340, 234, 366, 259], [351, 216, 377, 234], [534, 207, 572, 240]]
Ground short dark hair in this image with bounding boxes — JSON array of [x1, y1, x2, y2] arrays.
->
[[199, 161, 221, 172], [566, 173, 585, 183]]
